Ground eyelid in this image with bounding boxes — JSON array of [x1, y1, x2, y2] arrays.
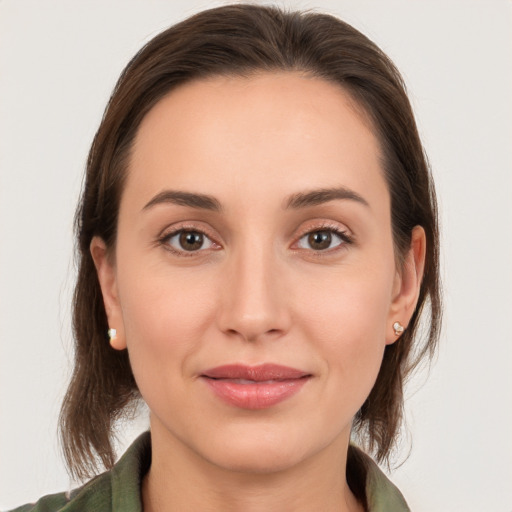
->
[[291, 220, 354, 251], [157, 222, 222, 256], [295, 219, 352, 238]]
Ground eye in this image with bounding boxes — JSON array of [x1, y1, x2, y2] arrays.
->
[[296, 229, 349, 251], [164, 229, 216, 253]]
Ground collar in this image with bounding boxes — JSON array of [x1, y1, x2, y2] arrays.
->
[[348, 444, 410, 511]]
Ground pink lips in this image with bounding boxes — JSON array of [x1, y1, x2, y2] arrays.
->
[[201, 364, 311, 410]]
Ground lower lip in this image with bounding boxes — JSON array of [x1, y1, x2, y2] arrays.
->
[[202, 377, 310, 410]]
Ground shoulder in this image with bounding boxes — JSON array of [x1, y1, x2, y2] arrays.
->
[[6, 432, 151, 512], [6, 472, 113, 512]]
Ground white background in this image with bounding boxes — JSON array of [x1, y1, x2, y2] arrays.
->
[[1, 1, 511, 510]]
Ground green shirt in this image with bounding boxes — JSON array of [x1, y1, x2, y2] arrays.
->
[[10, 432, 409, 512]]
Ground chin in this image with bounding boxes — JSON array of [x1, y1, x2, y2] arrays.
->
[[195, 423, 329, 475], [209, 443, 307, 475]]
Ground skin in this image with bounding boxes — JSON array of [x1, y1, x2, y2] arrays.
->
[[91, 72, 425, 512]]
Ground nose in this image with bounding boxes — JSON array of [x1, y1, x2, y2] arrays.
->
[[216, 240, 291, 343]]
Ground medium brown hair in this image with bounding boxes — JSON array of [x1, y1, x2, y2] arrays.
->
[[60, 3, 441, 481]]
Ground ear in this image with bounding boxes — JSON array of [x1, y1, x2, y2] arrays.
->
[[386, 226, 426, 345], [90, 236, 127, 350]]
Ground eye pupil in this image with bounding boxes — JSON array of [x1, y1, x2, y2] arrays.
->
[[179, 231, 204, 251], [308, 231, 332, 250]]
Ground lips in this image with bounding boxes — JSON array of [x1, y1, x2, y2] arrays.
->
[[201, 364, 311, 410]]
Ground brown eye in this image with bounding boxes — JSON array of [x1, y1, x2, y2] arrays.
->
[[179, 231, 204, 251], [296, 229, 348, 252], [307, 231, 332, 250], [165, 229, 215, 253]]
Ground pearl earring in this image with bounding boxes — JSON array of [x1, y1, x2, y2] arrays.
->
[[393, 321, 404, 336], [108, 328, 117, 341]]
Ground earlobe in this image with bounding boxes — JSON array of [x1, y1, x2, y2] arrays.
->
[[107, 326, 125, 351], [392, 321, 405, 337], [90, 236, 127, 351], [386, 226, 426, 345]]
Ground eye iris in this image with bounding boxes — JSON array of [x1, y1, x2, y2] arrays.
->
[[179, 231, 204, 251], [308, 231, 332, 250]]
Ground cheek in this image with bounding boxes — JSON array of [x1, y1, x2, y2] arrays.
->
[[299, 262, 393, 338], [115, 270, 222, 431], [297, 267, 393, 400], [115, 257, 218, 381]]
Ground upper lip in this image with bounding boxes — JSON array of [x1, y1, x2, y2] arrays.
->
[[201, 364, 310, 381]]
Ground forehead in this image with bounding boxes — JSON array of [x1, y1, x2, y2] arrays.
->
[[126, 72, 387, 212]]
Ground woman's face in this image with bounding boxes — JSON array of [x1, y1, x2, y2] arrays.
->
[[93, 72, 423, 473]]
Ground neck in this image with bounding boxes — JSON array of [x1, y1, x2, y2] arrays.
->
[[142, 421, 363, 512]]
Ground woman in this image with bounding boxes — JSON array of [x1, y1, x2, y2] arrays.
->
[[11, 4, 440, 511]]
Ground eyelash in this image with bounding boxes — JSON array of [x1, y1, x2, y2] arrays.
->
[[157, 222, 353, 257], [157, 224, 220, 258], [294, 223, 354, 254]]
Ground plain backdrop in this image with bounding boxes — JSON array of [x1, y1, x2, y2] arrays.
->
[[1, 1, 511, 510]]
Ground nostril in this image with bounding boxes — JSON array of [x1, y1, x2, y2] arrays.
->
[[222, 326, 284, 343]]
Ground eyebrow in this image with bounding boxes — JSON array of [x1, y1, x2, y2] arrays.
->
[[285, 187, 369, 209], [142, 186, 369, 213], [142, 190, 222, 212]]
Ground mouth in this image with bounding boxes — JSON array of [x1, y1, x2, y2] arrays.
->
[[200, 364, 312, 410]]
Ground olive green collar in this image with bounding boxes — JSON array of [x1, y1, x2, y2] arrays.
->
[[348, 444, 410, 511]]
